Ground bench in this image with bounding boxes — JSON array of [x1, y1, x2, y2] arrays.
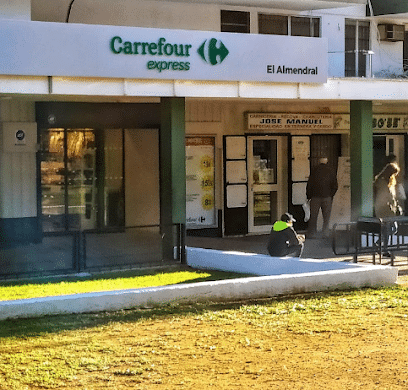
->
[[332, 216, 408, 265]]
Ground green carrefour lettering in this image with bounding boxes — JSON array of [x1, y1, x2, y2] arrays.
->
[[183, 44, 192, 56], [110, 36, 192, 57], [148, 42, 157, 55], [123, 41, 133, 54], [110, 36, 123, 54], [146, 60, 190, 72], [141, 42, 149, 55]]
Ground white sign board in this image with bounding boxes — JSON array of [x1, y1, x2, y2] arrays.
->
[[226, 160, 247, 184], [248, 113, 333, 130], [226, 185, 247, 208], [333, 114, 408, 131], [372, 115, 408, 130], [186, 137, 216, 228], [0, 20, 328, 83], [292, 182, 307, 205], [291, 136, 310, 182], [331, 157, 351, 226]]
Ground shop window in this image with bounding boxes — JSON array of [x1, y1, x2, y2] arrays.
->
[[40, 128, 124, 232], [345, 20, 370, 77], [221, 10, 250, 33], [258, 14, 320, 37]]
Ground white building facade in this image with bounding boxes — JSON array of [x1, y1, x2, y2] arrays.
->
[[1, 0, 408, 275]]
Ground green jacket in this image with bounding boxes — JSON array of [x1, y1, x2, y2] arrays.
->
[[267, 221, 301, 256]]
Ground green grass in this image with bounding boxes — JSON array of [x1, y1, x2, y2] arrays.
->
[[0, 266, 252, 301], [0, 286, 407, 389]]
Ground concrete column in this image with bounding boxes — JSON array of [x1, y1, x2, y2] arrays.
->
[[350, 100, 373, 220], [160, 97, 186, 260]]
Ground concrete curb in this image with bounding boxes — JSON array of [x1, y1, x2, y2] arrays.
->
[[185, 247, 366, 275], [0, 248, 398, 321], [0, 265, 398, 321]]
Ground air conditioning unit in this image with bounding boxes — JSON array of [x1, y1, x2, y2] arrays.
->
[[378, 24, 405, 42]]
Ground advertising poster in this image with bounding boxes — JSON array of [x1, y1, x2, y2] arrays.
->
[[186, 137, 216, 227], [330, 156, 351, 225]]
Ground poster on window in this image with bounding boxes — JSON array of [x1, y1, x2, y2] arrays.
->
[[186, 137, 216, 228]]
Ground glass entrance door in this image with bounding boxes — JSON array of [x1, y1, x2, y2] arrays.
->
[[248, 136, 283, 233], [373, 135, 405, 177], [41, 129, 97, 231]]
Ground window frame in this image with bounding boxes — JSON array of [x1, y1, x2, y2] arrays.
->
[[258, 13, 320, 38], [345, 19, 370, 77], [221, 10, 250, 34]]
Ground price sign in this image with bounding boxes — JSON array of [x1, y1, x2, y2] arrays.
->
[[186, 137, 216, 227]]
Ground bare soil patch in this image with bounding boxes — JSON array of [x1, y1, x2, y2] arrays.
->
[[95, 312, 408, 390], [1, 283, 408, 389]]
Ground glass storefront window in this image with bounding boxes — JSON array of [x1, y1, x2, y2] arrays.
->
[[252, 139, 277, 185], [253, 191, 278, 226], [40, 128, 124, 232]]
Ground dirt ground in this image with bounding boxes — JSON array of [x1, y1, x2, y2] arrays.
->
[[2, 277, 408, 389], [49, 278, 408, 389], [97, 316, 408, 390]]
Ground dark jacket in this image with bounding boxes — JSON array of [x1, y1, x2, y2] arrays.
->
[[267, 221, 302, 257], [306, 163, 338, 199]]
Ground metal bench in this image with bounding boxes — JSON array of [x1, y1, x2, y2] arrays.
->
[[332, 216, 408, 265]]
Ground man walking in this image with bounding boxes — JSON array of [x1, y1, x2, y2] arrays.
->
[[306, 157, 338, 238]]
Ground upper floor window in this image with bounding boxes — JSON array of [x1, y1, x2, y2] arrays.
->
[[221, 10, 250, 33], [258, 14, 320, 37], [345, 20, 370, 77]]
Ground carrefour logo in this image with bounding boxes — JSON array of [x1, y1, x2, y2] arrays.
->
[[197, 38, 229, 65], [110, 35, 229, 72]]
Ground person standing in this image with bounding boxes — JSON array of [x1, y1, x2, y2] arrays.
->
[[374, 161, 401, 217], [306, 157, 338, 238], [267, 213, 304, 257], [384, 154, 406, 213], [373, 162, 401, 256]]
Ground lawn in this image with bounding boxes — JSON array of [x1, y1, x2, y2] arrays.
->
[[0, 266, 253, 301], [1, 283, 408, 389]]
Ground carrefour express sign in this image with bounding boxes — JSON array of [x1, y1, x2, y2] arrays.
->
[[0, 20, 328, 83]]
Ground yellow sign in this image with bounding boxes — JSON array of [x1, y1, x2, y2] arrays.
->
[[186, 137, 216, 227], [201, 194, 214, 210], [201, 174, 214, 191], [200, 155, 214, 172]]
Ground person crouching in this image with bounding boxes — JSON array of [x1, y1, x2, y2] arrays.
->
[[267, 213, 305, 257]]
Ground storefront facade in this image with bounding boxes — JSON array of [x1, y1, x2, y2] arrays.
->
[[1, 0, 408, 276]]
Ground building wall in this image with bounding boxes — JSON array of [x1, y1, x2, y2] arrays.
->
[[0, 0, 405, 237], [321, 14, 346, 77], [29, 1, 406, 79], [0, 100, 37, 219], [32, 0, 220, 31], [371, 24, 405, 77], [0, 0, 30, 20], [124, 129, 160, 227], [185, 99, 352, 231]]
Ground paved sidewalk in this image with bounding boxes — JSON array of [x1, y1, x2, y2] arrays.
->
[[186, 234, 350, 261], [186, 234, 408, 273]]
